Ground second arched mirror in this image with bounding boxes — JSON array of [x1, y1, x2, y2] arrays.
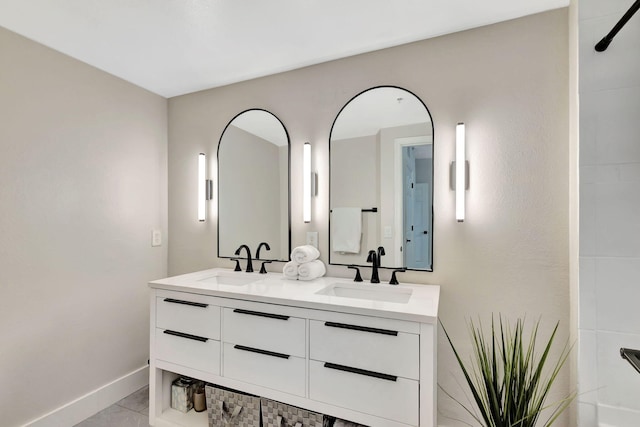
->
[[218, 109, 290, 262], [329, 86, 433, 271]]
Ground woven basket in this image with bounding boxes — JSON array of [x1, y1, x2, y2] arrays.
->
[[205, 384, 261, 427], [261, 397, 324, 427]]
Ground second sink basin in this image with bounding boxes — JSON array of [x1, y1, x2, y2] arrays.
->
[[316, 283, 412, 304]]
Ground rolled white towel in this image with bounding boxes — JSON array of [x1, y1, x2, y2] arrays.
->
[[291, 245, 320, 264], [298, 260, 326, 281], [283, 261, 299, 280]]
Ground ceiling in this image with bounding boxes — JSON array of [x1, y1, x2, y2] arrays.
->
[[0, 0, 568, 98]]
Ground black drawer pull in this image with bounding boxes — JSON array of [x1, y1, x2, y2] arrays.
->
[[233, 309, 289, 321], [163, 330, 208, 342], [324, 322, 398, 336], [324, 362, 397, 382], [164, 298, 208, 308], [233, 345, 290, 359]]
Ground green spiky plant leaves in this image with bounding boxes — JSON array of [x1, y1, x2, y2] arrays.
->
[[441, 316, 575, 427]]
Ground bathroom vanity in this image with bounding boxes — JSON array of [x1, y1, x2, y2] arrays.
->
[[148, 268, 440, 427]]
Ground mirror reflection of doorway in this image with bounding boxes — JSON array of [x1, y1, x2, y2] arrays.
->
[[400, 143, 432, 269]]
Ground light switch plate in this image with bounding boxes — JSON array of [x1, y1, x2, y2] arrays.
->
[[306, 231, 318, 248], [152, 229, 162, 247]]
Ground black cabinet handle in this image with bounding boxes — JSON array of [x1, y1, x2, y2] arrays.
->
[[164, 298, 208, 308], [233, 308, 289, 321], [233, 345, 290, 359], [323, 362, 397, 382], [324, 322, 398, 336], [163, 330, 208, 343]]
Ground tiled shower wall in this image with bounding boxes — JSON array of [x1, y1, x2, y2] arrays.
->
[[579, 0, 640, 425]]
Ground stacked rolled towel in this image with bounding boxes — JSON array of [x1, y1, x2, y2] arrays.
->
[[283, 261, 299, 280], [291, 245, 320, 264], [283, 245, 325, 280], [298, 260, 326, 281]]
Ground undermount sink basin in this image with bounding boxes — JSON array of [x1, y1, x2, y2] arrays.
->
[[198, 272, 258, 286], [316, 283, 412, 304]]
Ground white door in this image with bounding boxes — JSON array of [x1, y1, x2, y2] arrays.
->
[[403, 147, 416, 267], [411, 183, 430, 269]]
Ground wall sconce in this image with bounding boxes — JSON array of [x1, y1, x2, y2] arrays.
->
[[198, 153, 213, 222], [303, 142, 312, 223], [450, 123, 469, 222]]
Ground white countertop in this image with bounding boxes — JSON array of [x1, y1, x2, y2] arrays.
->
[[149, 268, 440, 324]]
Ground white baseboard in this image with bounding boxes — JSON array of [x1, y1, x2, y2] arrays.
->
[[23, 365, 149, 427]]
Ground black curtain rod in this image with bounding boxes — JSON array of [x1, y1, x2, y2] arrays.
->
[[595, 0, 640, 52]]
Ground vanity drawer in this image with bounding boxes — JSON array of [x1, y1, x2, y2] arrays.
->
[[309, 319, 419, 380], [309, 360, 418, 426], [156, 295, 220, 339], [223, 342, 305, 397], [155, 328, 220, 374], [223, 307, 305, 357]]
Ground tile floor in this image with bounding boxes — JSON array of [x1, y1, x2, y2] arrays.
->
[[74, 386, 149, 427]]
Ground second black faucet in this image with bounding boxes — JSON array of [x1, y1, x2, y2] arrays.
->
[[234, 244, 253, 272], [366, 246, 385, 283]]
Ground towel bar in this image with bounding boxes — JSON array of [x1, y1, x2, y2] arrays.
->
[[330, 207, 377, 213]]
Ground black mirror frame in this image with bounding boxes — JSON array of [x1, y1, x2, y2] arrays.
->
[[216, 108, 292, 263], [328, 85, 434, 272]]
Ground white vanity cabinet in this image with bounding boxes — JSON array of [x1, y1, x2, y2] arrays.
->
[[308, 316, 421, 426], [155, 293, 221, 375], [149, 269, 439, 427], [222, 306, 307, 397]]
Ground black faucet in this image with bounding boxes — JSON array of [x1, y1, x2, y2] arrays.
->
[[348, 265, 363, 282], [259, 260, 272, 274], [366, 250, 380, 283], [389, 269, 406, 285], [256, 242, 271, 260], [234, 245, 253, 272], [230, 258, 242, 272], [377, 246, 386, 266]]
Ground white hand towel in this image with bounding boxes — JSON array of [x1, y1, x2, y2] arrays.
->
[[297, 260, 326, 281], [332, 207, 362, 253], [291, 245, 320, 264], [283, 261, 299, 280]]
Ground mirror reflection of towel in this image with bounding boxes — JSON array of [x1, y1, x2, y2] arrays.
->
[[332, 207, 361, 254]]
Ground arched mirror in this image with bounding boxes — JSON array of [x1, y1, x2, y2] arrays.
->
[[329, 86, 433, 271], [218, 109, 290, 261]]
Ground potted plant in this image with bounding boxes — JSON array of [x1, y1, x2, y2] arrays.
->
[[440, 316, 575, 427]]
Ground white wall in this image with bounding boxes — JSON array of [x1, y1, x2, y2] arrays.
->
[[0, 27, 168, 426], [168, 10, 571, 425], [578, 0, 640, 425]]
